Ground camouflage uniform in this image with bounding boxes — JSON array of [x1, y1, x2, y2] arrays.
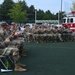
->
[[46, 28, 54, 42], [32, 28, 39, 43], [0, 25, 20, 62], [0, 23, 26, 72], [8, 32, 26, 56], [24, 26, 32, 42], [52, 27, 63, 42], [0, 33, 20, 64], [11, 37, 25, 54]]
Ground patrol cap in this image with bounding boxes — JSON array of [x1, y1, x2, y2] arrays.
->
[[0, 22, 8, 27], [11, 22, 15, 25]]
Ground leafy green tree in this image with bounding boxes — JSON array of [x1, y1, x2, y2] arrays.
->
[[71, 2, 75, 11], [44, 10, 52, 20], [55, 11, 66, 23], [8, 1, 27, 22], [37, 9, 45, 20], [22, 0, 28, 11], [27, 5, 35, 20], [0, 0, 14, 21], [0, 0, 62, 21]]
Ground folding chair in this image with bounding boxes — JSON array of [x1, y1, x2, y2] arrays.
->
[[0, 54, 14, 71], [0, 55, 8, 70]]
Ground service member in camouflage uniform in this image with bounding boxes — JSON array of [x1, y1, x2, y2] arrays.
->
[[0, 23, 26, 72], [10, 30, 27, 57]]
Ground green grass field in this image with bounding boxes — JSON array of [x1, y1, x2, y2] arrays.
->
[[0, 42, 75, 75]]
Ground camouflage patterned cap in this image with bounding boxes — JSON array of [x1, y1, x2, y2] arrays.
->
[[0, 22, 8, 27]]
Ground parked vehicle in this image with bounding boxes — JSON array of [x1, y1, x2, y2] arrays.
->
[[62, 11, 75, 32]]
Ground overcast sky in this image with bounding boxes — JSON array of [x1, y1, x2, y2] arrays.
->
[[0, 0, 74, 13]]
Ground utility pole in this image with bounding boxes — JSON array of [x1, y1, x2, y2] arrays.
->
[[61, 0, 62, 13], [58, 11, 60, 25], [60, 0, 62, 23]]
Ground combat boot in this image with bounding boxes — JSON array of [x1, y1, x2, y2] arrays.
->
[[18, 63, 26, 67], [21, 50, 27, 57], [14, 63, 27, 72]]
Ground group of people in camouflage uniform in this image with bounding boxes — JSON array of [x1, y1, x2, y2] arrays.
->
[[0, 22, 74, 72], [24, 25, 74, 43], [0, 22, 27, 72]]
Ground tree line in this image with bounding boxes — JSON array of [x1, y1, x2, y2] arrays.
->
[[0, 0, 66, 23]]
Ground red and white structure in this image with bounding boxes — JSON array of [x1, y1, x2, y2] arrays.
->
[[62, 11, 75, 32]]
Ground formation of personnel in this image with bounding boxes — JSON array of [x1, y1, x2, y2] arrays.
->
[[0, 22, 75, 72], [0, 22, 27, 72], [24, 25, 74, 43]]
